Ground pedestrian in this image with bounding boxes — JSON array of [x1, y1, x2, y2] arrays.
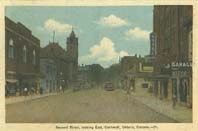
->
[[172, 94, 177, 109], [24, 87, 28, 96], [59, 86, 62, 92]]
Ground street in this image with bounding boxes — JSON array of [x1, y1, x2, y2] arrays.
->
[[6, 88, 176, 123]]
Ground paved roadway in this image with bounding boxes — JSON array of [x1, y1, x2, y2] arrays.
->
[[6, 88, 176, 123]]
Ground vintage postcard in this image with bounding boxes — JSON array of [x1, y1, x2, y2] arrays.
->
[[0, 0, 197, 131]]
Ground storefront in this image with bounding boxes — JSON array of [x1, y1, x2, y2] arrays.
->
[[17, 73, 41, 95], [6, 79, 18, 96], [151, 75, 169, 99], [171, 63, 192, 107], [6, 71, 19, 97]]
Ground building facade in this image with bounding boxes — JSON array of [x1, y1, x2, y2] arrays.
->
[[40, 30, 79, 90], [40, 57, 57, 93], [153, 5, 192, 107], [5, 17, 40, 96], [121, 55, 145, 91]]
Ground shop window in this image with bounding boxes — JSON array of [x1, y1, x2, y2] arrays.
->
[[188, 30, 192, 61]]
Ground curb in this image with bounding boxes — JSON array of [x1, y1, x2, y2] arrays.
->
[[6, 93, 57, 105]]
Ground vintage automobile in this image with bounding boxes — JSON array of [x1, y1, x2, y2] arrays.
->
[[104, 82, 114, 91]]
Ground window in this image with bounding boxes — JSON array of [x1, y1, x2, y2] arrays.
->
[[188, 30, 192, 61], [46, 65, 49, 74], [23, 45, 27, 63], [33, 50, 36, 65], [8, 39, 14, 59]]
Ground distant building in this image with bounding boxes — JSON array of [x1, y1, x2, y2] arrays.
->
[[86, 64, 104, 85], [77, 64, 89, 88], [121, 55, 144, 75], [153, 5, 192, 107], [121, 55, 149, 90], [5, 17, 40, 96]]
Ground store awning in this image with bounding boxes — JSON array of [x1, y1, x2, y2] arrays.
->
[[6, 79, 18, 83]]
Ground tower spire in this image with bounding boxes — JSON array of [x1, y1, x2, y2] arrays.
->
[[70, 27, 76, 38], [53, 31, 55, 43]]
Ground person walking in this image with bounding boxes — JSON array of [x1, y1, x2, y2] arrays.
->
[[24, 87, 28, 96], [59, 86, 62, 92], [23, 87, 28, 103]]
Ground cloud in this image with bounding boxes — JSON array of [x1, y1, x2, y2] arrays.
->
[[79, 37, 130, 67], [96, 14, 128, 28], [125, 27, 151, 41], [44, 19, 72, 33]]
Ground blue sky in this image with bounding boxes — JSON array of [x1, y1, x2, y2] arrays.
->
[[5, 6, 153, 68]]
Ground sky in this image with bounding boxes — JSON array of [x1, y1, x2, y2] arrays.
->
[[5, 6, 153, 68]]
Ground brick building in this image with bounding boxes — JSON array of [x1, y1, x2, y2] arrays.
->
[[153, 5, 192, 107], [5, 17, 40, 96]]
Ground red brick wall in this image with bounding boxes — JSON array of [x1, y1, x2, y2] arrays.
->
[[5, 17, 40, 77]]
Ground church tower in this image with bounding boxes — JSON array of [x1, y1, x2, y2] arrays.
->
[[66, 29, 78, 64], [66, 29, 78, 81]]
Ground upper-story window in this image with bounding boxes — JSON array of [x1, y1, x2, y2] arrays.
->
[[188, 30, 192, 61], [33, 50, 36, 65], [8, 39, 14, 59], [46, 65, 49, 74], [23, 45, 27, 63]]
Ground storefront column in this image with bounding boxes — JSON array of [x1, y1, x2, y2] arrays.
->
[[176, 77, 180, 102], [159, 81, 163, 99], [187, 77, 192, 108], [154, 80, 158, 96]]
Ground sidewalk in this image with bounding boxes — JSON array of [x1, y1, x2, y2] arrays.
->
[[6, 92, 57, 105], [129, 87, 192, 123]]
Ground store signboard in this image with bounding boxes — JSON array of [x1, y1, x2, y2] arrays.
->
[[165, 62, 192, 68]]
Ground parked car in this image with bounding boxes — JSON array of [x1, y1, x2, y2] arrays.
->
[[104, 82, 114, 91], [142, 83, 148, 88], [72, 82, 81, 92]]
